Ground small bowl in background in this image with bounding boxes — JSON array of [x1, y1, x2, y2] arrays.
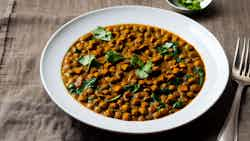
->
[[166, 0, 213, 14]]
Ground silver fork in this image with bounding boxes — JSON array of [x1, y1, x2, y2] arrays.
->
[[217, 38, 250, 141]]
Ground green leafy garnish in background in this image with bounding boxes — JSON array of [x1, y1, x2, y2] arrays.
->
[[194, 67, 205, 85], [135, 61, 152, 79], [92, 26, 112, 41], [130, 55, 144, 68], [177, 0, 202, 10], [123, 84, 141, 93]]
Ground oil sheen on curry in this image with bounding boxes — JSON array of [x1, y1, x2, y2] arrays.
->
[[61, 24, 205, 121]]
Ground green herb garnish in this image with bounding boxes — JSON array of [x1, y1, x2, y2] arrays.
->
[[123, 84, 141, 93], [151, 93, 166, 109], [172, 77, 182, 86], [68, 83, 77, 93], [130, 55, 144, 68], [75, 78, 98, 94], [177, 0, 202, 10], [176, 57, 184, 63], [92, 26, 112, 41], [184, 74, 192, 80], [105, 50, 124, 64], [157, 41, 180, 57], [78, 55, 95, 66], [74, 48, 81, 53], [106, 94, 122, 102], [194, 67, 205, 85], [135, 61, 152, 79], [173, 101, 184, 109], [158, 88, 171, 95]]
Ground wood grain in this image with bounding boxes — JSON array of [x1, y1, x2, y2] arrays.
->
[[0, 0, 250, 141]]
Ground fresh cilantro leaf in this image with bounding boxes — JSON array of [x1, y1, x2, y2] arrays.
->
[[75, 78, 98, 94], [106, 94, 122, 102], [194, 67, 205, 85], [135, 61, 152, 79], [92, 26, 112, 41], [123, 84, 141, 93], [176, 57, 184, 63], [105, 50, 124, 64], [172, 77, 182, 86], [130, 55, 144, 68], [157, 42, 174, 55], [67, 83, 77, 93], [143, 61, 153, 73], [157, 41, 180, 57], [173, 101, 184, 109], [158, 88, 171, 95], [184, 74, 192, 80], [74, 48, 81, 53], [151, 93, 166, 109], [135, 69, 148, 79], [78, 55, 95, 66]]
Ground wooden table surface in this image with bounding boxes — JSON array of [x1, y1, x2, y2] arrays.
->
[[0, 0, 250, 141]]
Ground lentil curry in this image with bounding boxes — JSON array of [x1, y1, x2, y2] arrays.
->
[[61, 24, 205, 121]]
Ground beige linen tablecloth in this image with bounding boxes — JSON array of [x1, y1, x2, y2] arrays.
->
[[0, 0, 250, 141]]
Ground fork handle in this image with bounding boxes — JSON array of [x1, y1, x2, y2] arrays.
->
[[217, 84, 244, 141]]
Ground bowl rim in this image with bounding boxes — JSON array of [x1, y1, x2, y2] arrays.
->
[[40, 5, 229, 134]]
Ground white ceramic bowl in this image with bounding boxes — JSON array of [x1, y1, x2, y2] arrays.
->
[[40, 6, 229, 134]]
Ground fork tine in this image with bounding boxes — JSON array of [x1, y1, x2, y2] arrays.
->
[[243, 38, 249, 75], [233, 38, 240, 69], [247, 39, 250, 77], [239, 38, 246, 73]]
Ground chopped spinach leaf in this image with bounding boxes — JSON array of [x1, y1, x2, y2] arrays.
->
[[123, 84, 141, 93], [92, 26, 112, 41], [105, 50, 124, 64]]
